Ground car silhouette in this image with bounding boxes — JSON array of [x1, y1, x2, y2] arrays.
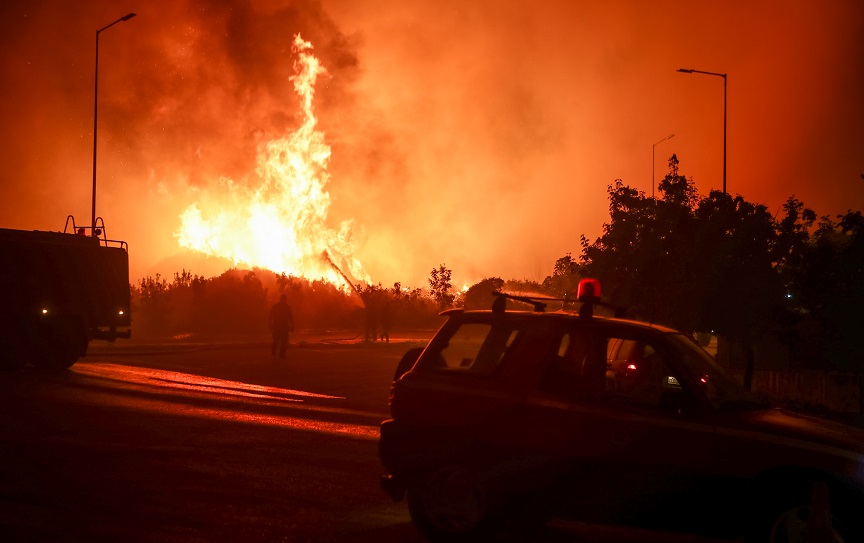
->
[[379, 280, 864, 542]]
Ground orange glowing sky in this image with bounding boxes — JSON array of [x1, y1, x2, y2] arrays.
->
[[1, 0, 862, 289]]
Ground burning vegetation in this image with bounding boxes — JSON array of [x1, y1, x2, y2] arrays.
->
[[175, 35, 367, 292]]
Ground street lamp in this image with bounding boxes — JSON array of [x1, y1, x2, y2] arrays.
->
[[92, 12, 136, 236], [677, 68, 726, 194], [652, 133, 675, 199]]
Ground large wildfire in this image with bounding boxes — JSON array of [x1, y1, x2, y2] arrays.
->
[[175, 35, 368, 290]]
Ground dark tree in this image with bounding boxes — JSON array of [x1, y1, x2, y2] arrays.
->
[[542, 253, 582, 296], [581, 157, 702, 329], [428, 264, 455, 310], [578, 156, 790, 386], [778, 208, 864, 371], [462, 277, 504, 310]]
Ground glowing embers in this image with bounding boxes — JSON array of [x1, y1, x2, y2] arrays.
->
[[175, 34, 368, 290]]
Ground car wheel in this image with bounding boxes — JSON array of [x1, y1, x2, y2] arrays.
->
[[406, 465, 492, 541], [751, 481, 853, 543]]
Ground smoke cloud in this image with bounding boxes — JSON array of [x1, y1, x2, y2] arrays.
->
[[1, 0, 862, 289]]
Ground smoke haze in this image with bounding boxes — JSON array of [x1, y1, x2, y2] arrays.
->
[[1, 0, 862, 288]]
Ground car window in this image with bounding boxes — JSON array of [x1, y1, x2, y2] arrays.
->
[[429, 321, 519, 374], [608, 337, 632, 366], [604, 337, 683, 409], [538, 329, 606, 397], [606, 339, 681, 398], [667, 333, 755, 409]]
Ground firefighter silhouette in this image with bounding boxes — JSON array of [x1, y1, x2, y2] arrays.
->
[[269, 294, 294, 358]]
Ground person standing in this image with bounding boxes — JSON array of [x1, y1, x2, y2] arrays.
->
[[379, 300, 391, 343], [269, 294, 294, 358]]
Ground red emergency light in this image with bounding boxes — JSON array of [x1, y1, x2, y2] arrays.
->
[[577, 278, 601, 301]]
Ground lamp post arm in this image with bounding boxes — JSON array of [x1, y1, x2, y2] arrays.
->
[[678, 68, 726, 79], [97, 13, 136, 35]]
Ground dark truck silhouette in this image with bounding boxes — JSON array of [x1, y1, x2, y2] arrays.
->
[[0, 217, 131, 370]]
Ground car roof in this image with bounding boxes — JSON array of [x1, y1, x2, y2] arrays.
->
[[441, 308, 681, 335]]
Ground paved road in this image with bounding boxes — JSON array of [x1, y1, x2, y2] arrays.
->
[[0, 339, 734, 543]]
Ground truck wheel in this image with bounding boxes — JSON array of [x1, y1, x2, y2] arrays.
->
[[0, 326, 27, 370], [0, 337, 27, 371], [32, 318, 86, 370], [406, 465, 494, 542]]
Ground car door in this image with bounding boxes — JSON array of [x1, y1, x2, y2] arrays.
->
[[532, 326, 721, 533]]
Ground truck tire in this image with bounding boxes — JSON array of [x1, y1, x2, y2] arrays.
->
[[32, 317, 87, 370], [0, 323, 28, 370]]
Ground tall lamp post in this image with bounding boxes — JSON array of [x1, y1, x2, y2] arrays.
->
[[92, 12, 136, 236], [652, 133, 675, 199], [677, 68, 726, 194]]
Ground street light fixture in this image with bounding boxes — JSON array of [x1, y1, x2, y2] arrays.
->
[[92, 12, 136, 236], [677, 68, 726, 194], [652, 133, 675, 199]]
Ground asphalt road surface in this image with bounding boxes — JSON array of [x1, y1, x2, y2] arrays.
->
[[0, 336, 736, 543]]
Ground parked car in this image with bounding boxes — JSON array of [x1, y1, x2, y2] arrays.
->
[[379, 280, 864, 542]]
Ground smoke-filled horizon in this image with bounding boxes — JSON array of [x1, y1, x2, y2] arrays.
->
[[1, 0, 862, 290]]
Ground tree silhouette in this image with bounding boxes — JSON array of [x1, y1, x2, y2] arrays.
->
[[579, 157, 789, 382], [777, 208, 864, 370], [575, 154, 864, 376], [462, 277, 504, 310], [542, 253, 581, 296], [428, 264, 455, 310]]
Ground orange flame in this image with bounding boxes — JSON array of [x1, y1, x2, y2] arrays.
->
[[175, 34, 369, 289]]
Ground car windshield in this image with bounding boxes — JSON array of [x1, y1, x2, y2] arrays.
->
[[668, 333, 765, 410]]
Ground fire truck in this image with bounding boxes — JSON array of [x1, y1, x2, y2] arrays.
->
[[0, 216, 131, 370]]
